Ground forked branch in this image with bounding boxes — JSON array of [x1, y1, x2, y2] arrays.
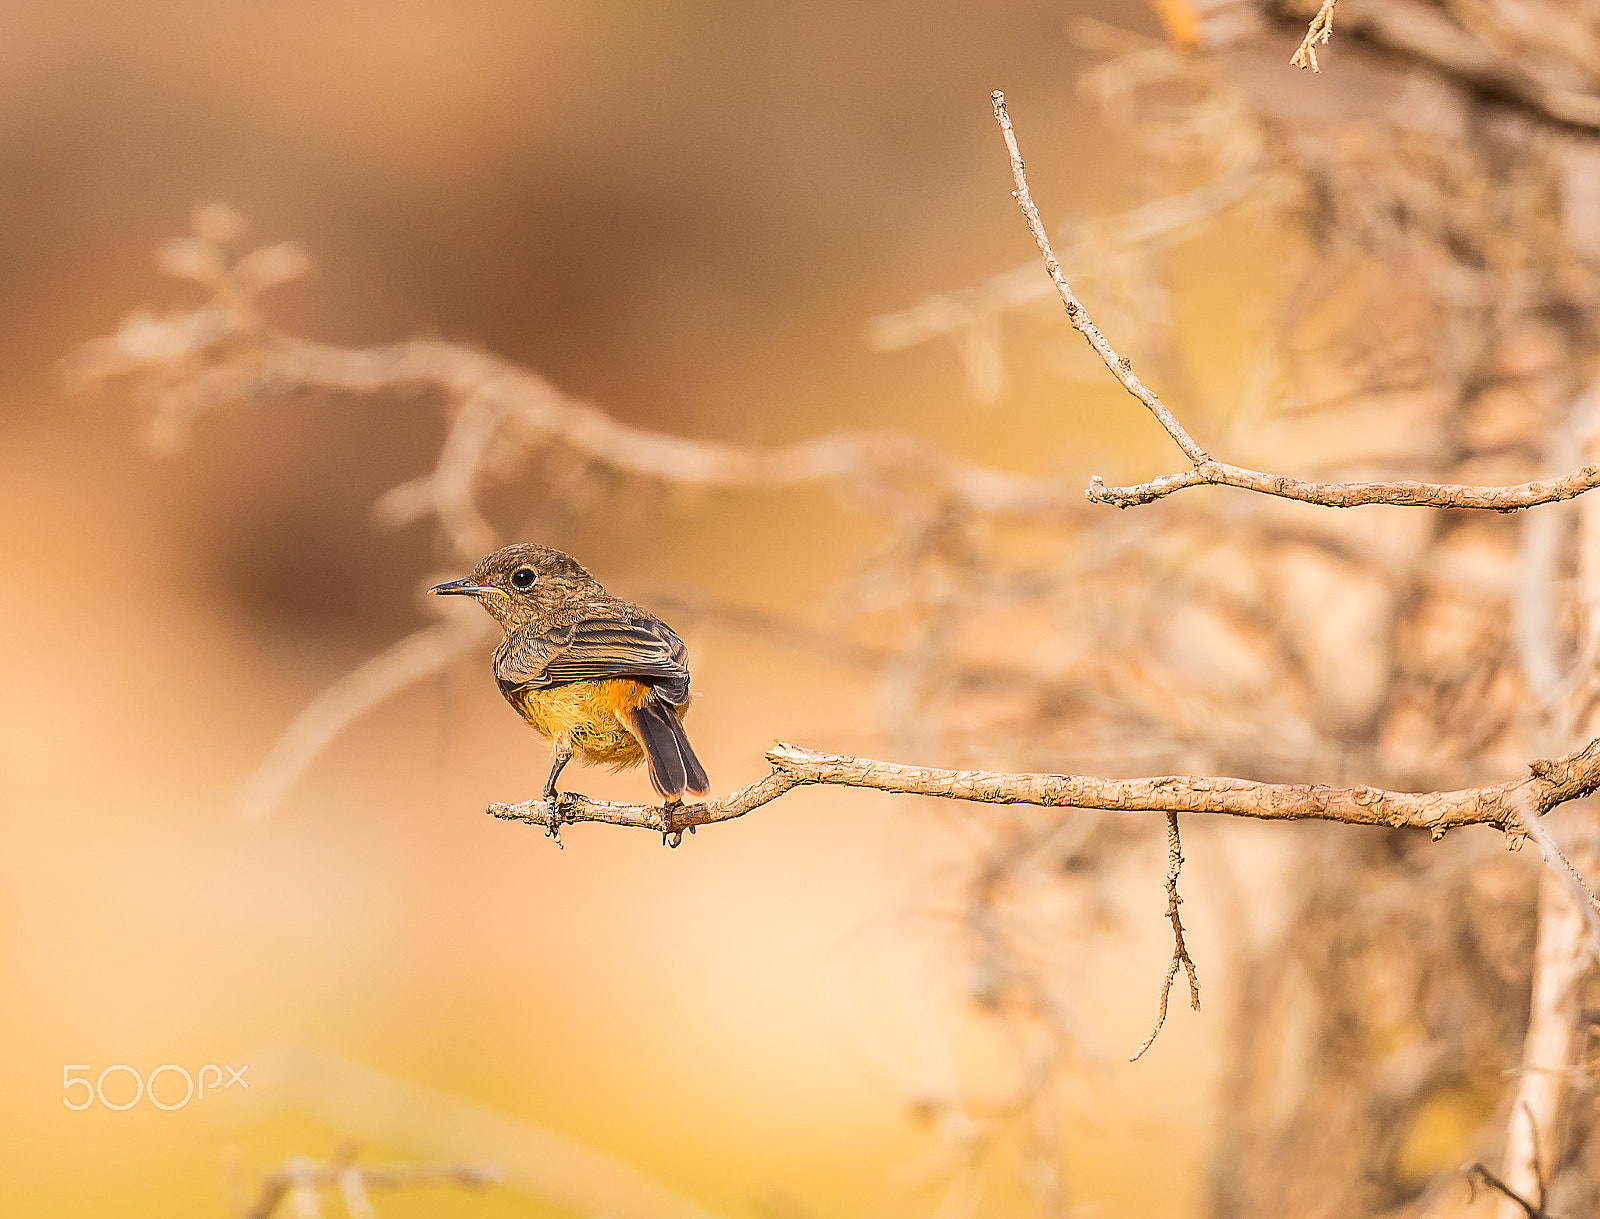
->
[[989, 90, 1600, 513]]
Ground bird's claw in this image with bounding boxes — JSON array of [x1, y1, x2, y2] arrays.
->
[[661, 799, 684, 849], [542, 792, 566, 849]]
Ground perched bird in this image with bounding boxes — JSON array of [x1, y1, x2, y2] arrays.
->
[[429, 543, 709, 813]]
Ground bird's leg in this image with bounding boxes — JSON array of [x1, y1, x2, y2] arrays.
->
[[542, 737, 574, 844], [542, 740, 573, 802]]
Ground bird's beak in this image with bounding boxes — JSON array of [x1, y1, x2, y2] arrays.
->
[[428, 577, 504, 598]]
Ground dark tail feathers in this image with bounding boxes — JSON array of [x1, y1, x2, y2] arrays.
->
[[626, 699, 710, 800]]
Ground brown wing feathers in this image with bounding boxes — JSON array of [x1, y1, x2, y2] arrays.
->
[[495, 616, 692, 704], [494, 609, 708, 799]]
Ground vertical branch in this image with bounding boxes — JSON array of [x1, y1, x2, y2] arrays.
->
[[1498, 412, 1600, 1212], [1497, 832, 1596, 1219], [1130, 812, 1201, 1062], [1514, 392, 1592, 706]]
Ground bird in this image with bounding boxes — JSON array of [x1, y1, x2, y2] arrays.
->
[[429, 543, 710, 822]]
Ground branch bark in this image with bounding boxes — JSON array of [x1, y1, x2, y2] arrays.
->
[[1088, 460, 1600, 511], [487, 738, 1600, 840]]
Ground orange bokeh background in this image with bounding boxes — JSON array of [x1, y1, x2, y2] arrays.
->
[[0, 3, 1255, 1215]]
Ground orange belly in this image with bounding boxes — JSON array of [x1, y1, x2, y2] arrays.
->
[[509, 678, 683, 767]]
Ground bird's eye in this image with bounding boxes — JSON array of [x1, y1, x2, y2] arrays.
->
[[510, 567, 537, 591]]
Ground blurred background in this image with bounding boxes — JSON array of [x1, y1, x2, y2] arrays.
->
[[7, 1, 1600, 1217]]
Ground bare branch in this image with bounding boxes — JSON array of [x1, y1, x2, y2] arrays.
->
[[1290, 1, 1339, 72], [990, 90, 1209, 466], [1495, 411, 1600, 1215], [1495, 842, 1594, 1219], [1129, 812, 1201, 1062], [69, 292, 1079, 543], [1509, 789, 1600, 939], [487, 737, 1600, 839], [1088, 459, 1600, 511], [990, 89, 1600, 514], [283, 332, 1073, 520], [241, 1154, 500, 1219]]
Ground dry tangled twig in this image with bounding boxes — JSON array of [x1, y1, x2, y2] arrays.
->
[[1290, 0, 1340, 71], [1129, 812, 1201, 1061]]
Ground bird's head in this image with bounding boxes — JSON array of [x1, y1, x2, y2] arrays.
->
[[428, 543, 601, 632]]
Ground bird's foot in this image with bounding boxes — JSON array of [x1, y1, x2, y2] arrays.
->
[[661, 799, 685, 849], [541, 790, 566, 849]]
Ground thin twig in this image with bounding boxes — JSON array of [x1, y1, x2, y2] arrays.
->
[[1509, 789, 1600, 941], [991, 91, 1208, 465], [487, 737, 1600, 839], [1290, 0, 1339, 72], [1465, 1160, 1553, 1219], [1129, 812, 1201, 1061], [988, 90, 1600, 514]]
